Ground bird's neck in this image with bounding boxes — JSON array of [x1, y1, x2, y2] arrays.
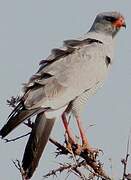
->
[[84, 31, 115, 61], [85, 31, 113, 44]]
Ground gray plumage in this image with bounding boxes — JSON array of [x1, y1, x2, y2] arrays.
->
[[22, 113, 55, 179], [0, 11, 125, 179]]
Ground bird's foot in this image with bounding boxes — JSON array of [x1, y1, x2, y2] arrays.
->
[[65, 142, 74, 153], [81, 144, 100, 160], [69, 143, 101, 161]]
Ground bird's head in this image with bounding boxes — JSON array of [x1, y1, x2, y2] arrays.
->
[[90, 11, 126, 37]]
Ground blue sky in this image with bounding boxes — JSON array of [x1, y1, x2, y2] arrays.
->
[[0, 1, 131, 179]]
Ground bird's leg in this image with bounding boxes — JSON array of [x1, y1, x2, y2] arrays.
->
[[61, 112, 76, 148], [75, 116, 98, 155], [75, 116, 90, 147], [61, 112, 98, 158]]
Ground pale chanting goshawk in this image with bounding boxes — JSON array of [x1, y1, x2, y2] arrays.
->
[[0, 11, 126, 179]]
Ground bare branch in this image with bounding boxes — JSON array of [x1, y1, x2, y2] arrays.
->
[[49, 137, 111, 180], [4, 132, 31, 143], [43, 161, 86, 179], [121, 129, 131, 180], [12, 160, 25, 180]]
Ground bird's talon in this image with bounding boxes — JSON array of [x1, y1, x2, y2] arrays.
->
[[65, 142, 74, 153]]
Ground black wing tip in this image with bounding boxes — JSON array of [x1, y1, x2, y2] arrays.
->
[[0, 125, 9, 139], [0, 129, 5, 139]]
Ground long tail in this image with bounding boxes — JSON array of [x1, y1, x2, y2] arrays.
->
[[0, 103, 41, 138], [22, 112, 55, 179]]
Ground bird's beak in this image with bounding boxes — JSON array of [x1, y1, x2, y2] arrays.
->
[[122, 22, 126, 28], [113, 17, 126, 29]]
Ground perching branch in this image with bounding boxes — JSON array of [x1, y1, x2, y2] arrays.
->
[[49, 137, 111, 180]]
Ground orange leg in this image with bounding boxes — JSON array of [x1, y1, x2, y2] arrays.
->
[[62, 113, 98, 156], [61, 112, 76, 145], [76, 116, 91, 148], [75, 116, 99, 157]]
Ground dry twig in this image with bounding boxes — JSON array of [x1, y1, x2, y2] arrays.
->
[[121, 130, 131, 180], [12, 160, 25, 180], [4, 132, 31, 143], [43, 161, 87, 179]]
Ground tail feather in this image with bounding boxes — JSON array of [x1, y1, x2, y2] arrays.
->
[[22, 112, 55, 179], [0, 106, 41, 138]]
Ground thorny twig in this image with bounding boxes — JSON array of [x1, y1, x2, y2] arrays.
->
[[12, 160, 25, 180], [7, 96, 20, 108], [121, 129, 131, 180], [43, 161, 87, 179]]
